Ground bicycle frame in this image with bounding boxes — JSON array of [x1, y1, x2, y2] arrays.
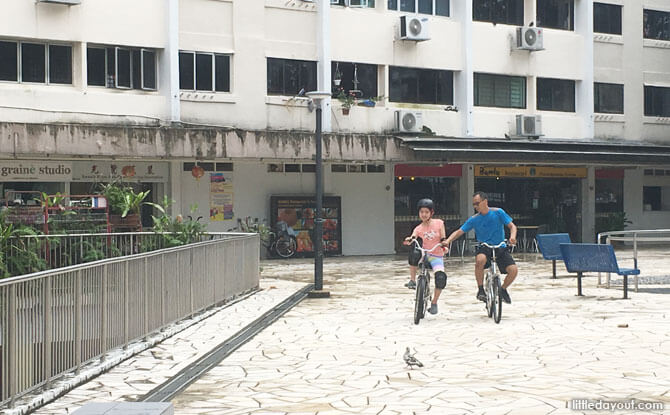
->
[[480, 241, 506, 324]]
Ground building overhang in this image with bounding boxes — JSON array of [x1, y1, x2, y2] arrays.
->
[[397, 136, 670, 166]]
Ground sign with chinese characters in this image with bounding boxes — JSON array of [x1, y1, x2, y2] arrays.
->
[[0, 160, 72, 181], [72, 162, 169, 182], [475, 166, 587, 178], [209, 173, 233, 221]]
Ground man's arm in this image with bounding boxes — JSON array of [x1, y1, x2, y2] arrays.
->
[[507, 222, 517, 246]]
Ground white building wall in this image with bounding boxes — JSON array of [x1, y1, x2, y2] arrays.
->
[[177, 160, 394, 256]]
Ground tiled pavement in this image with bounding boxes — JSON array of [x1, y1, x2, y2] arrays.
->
[[28, 252, 670, 414]]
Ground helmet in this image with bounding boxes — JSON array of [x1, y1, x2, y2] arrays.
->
[[416, 198, 434, 211]]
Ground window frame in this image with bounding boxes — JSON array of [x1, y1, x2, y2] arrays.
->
[[537, 0, 575, 31], [644, 85, 670, 117], [331, 61, 378, 99], [474, 73, 527, 109], [473, 0, 523, 26], [593, 2, 622, 35], [178, 50, 232, 93], [20, 42, 47, 84], [594, 82, 624, 114], [332, 0, 375, 7], [86, 44, 158, 91], [0, 40, 18, 82], [643, 9, 670, 41], [389, 65, 453, 105], [140, 48, 157, 91], [387, 0, 450, 17], [266, 57, 318, 97], [536, 77, 576, 112]]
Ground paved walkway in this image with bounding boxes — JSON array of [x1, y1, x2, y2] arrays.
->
[[28, 252, 670, 414], [171, 253, 670, 415]]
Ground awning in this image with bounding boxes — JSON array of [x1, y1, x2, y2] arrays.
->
[[397, 136, 670, 165]]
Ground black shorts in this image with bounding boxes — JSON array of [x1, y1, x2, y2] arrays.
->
[[475, 245, 516, 274]]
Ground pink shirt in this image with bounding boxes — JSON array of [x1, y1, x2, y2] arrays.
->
[[412, 219, 445, 256]]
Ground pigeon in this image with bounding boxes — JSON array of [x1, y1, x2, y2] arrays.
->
[[403, 347, 423, 369], [529, 21, 534, 27], [297, 87, 306, 97]]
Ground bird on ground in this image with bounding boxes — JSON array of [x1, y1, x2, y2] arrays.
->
[[403, 347, 423, 369]]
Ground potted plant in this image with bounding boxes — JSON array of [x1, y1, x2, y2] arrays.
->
[[337, 90, 356, 115], [99, 182, 150, 230]]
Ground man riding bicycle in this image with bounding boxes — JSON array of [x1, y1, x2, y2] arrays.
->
[[403, 198, 449, 315], [443, 192, 518, 304]]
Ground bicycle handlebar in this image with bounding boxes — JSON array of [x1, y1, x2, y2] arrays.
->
[[479, 241, 513, 249], [409, 238, 446, 254]]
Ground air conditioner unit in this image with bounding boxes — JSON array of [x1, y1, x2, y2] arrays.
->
[[516, 115, 542, 136], [38, 0, 81, 4], [395, 111, 423, 133], [399, 16, 431, 41], [516, 27, 544, 51]]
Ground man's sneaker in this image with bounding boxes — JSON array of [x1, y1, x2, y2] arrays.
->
[[476, 287, 487, 302], [429, 303, 438, 315], [405, 280, 416, 289], [500, 287, 511, 304]]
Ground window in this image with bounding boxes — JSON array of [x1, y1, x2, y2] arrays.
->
[[0, 41, 72, 84], [388, 0, 449, 16], [180, 52, 231, 92], [0, 41, 18, 81], [332, 62, 377, 99], [594, 83, 623, 114], [331, 164, 347, 172], [473, 0, 523, 25], [537, 0, 574, 31], [537, 78, 575, 112], [333, 0, 375, 7], [594, 3, 622, 35], [267, 58, 317, 96], [643, 186, 662, 211], [644, 86, 670, 117], [389, 66, 453, 105], [644, 9, 670, 41], [474, 73, 526, 109], [86, 45, 158, 90]]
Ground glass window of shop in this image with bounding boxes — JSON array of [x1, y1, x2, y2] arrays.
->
[[394, 176, 460, 250], [595, 176, 624, 236], [0, 182, 64, 206], [475, 177, 581, 241]]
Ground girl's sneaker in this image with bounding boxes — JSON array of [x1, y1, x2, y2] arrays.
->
[[404, 280, 416, 289]]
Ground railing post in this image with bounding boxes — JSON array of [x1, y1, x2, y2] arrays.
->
[[8, 284, 18, 405], [144, 257, 149, 338], [75, 270, 83, 374], [189, 247, 194, 317], [161, 254, 165, 327], [101, 264, 107, 359], [124, 261, 129, 349], [44, 277, 53, 385]]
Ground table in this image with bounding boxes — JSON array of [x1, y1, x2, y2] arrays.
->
[[517, 225, 540, 252]]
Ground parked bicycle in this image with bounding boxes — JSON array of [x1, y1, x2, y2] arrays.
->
[[408, 238, 443, 325], [480, 241, 511, 324], [235, 217, 296, 258]]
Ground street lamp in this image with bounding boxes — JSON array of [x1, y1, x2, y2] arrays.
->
[[306, 91, 331, 298]]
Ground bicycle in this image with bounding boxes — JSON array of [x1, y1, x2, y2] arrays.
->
[[235, 217, 296, 258], [408, 238, 444, 325], [479, 241, 511, 324]]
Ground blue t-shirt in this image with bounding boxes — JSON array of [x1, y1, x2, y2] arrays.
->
[[460, 208, 513, 246]]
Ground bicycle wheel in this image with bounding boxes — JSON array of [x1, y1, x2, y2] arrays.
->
[[414, 275, 426, 325], [275, 236, 297, 258], [493, 276, 502, 324], [485, 271, 494, 318]]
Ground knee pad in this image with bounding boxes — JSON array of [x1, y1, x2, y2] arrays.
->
[[435, 271, 447, 289]]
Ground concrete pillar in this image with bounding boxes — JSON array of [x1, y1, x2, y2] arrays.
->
[[581, 166, 596, 242], [169, 161, 182, 217], [316, 0, 332, 132], [165, 0, 180, 123], [623, 167, 643, 229], [575, 0, 594, 138], [460, 164, 475, 242], [453, 0, 473, 136]]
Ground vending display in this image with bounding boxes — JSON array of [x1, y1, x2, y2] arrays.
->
[[270, 196, 342, 256]]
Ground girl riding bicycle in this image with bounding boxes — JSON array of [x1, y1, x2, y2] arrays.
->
[[403, 198, 449, 315]]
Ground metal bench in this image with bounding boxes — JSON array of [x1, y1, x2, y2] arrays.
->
[[536, 233, 571, 278], [559, 243, 640, 299]]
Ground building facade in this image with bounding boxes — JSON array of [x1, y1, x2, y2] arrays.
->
[[1, 0, 669, 255]]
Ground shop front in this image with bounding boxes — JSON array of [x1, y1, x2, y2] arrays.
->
[[394, 164, 462, 251], [474, 165, 586, 243]]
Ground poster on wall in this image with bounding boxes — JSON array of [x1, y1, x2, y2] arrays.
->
[[270, 196, 342, 256], [210, 173, 233, 221]]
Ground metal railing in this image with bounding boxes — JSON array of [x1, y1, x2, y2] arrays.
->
[[0, 233, 259, 407], [1, 232, 234, 277], [597, 229, 670, 290]]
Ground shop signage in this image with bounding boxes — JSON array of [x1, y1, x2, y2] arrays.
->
[[0, 160, 73, 181], [475, 166, 587, 178], [210, 172, 233, 221], [72, 162, 169, 183]]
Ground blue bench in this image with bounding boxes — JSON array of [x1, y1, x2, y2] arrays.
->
[[536, 233, 572, 278], [559, 243, 640, 299]]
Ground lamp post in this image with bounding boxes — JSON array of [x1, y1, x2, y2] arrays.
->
[[306, 91, 331, 297]]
